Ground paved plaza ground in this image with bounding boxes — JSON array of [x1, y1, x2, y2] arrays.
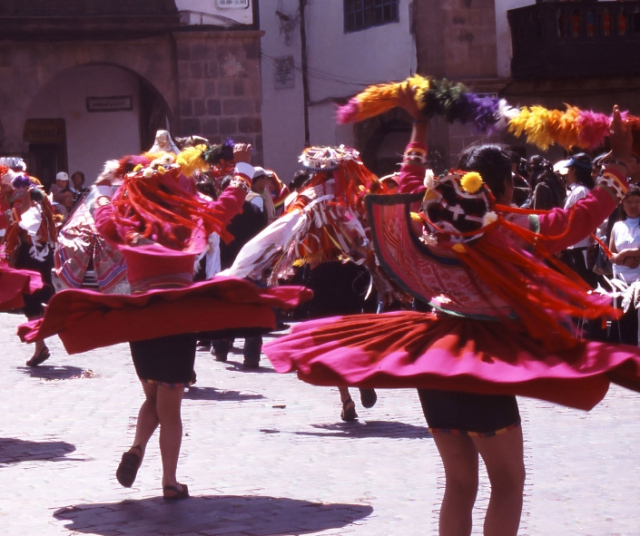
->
[[1, 312, 640, 535]]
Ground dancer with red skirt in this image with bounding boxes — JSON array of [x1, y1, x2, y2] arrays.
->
[[264, 92, 640, 535], [19, 144, 310, 500]]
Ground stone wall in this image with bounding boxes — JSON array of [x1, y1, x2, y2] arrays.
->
[[0, 35, 178, 156], [413, 0, 504, 168], [174, 30, 264, 164], [0, 29, 264, 165]]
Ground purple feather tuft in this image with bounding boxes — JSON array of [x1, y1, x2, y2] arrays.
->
[[11, 174, 32, 190], [460, 93, 501, 133]]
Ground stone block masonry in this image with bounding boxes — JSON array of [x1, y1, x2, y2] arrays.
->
[[175, 31, 264, 165]]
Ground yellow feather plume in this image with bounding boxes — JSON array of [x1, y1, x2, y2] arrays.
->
[[523, 106, 553, 150], [177, 145, 208, 177], [346, 75, 430, 122], [508, 107, 532, 139]]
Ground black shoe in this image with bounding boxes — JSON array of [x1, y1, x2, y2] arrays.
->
[[116, 446, 142, 488], [26, 346, 50, 367], [359, 388, 377, 409], [243, 336, 262, 368], [211, 339, 231, 362]]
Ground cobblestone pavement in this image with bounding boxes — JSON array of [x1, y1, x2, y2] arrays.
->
[[1, 312, 640, 535]]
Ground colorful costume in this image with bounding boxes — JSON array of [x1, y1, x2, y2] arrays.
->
[[54, 192, 128, 293], [18, 151, 310, 367], [264, 141, 640, 413], [1, 168, 57, 320], [222, 146, 404, 305]]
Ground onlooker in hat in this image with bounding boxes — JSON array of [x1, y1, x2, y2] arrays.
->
[[559, 153, 596, 286], [50, 171, 71, 204], [265, 170, 290, 217], [248, 167, 277, 224]]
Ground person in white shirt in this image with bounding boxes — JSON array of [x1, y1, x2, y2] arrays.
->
[[610, 185, 640, 345], [559, 153, 596, 286]]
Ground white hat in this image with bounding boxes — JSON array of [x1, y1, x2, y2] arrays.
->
[[553, 159, 570, 176], [56, 172, 69, 182], [252, 166, 268, 180]]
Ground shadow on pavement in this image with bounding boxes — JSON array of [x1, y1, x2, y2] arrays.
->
[[0, 437, 76, 465], [54, 495, 373, 535], [294, 420, 432, 439], [18, 365, 96, 381], [184, 386, 265, 402]]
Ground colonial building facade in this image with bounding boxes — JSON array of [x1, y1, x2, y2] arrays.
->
[[0, 0, 263, 188]]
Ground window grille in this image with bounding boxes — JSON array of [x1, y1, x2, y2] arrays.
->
[[344, 0, 399, 33]]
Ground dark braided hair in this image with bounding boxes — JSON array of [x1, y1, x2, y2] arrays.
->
[[458, 144, 513, 200]]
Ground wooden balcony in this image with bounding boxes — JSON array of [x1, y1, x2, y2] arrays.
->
[[508, 1, 640, 80], [0, 0, 180, 41]]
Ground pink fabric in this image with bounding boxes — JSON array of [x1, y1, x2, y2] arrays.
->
[[0, 262, 43, 311], [18, 276, 312, 354], [262, 147, 638, 411], [397, 142, 428, 195], [264, 311, 640, 411]]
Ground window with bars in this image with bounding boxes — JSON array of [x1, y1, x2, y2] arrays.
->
[[344, 0, 399, 33]]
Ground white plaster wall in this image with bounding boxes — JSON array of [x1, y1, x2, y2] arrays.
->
[[27, 65, 141, 185], [260, 0, 416, 183], [495, 0, 533, 78]]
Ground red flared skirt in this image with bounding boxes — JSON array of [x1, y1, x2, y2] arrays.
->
[[18, 276, 312, 355], [264, 311, 640, 411], [0, 263, 44, 311]]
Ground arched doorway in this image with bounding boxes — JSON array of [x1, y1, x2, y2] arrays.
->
[[24, 64, 172, 189]]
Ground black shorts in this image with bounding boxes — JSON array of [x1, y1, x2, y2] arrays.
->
[[15, 242, 54, 318], [417, 389, 521, 437], [129, 333, 197, 387]]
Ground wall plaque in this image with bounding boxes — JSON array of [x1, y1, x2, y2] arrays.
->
[[216, 0, 250, 9], [86, 96, 133, 113], [23, 118, 66, 144], [275, 56, 295, 90]]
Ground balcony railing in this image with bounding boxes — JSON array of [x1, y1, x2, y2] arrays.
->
[[508, 1, 640, 80]]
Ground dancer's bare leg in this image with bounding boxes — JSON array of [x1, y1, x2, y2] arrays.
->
[[473, 426, 525, 536], [129, 381, 160, 460], [433, 433, 479, 536], [156, 384, 185, 489]]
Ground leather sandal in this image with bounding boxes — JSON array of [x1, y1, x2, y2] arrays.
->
[[163, 483, 189, 501], [26, 346, 50, 367], [116, 445, 142, 488], [340, 398, 358, 422]]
